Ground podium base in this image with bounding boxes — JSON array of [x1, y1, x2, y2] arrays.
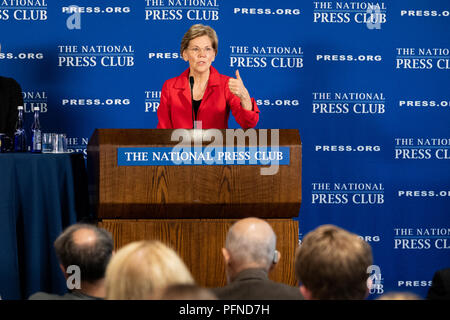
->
[[98, 218, 298, 288]]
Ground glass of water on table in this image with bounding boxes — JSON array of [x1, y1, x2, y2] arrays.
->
[[42, 133, 53, 153]]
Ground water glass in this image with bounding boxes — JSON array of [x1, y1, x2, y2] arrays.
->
[[52, 133, 67, 153], [42, 133, 53, 153]]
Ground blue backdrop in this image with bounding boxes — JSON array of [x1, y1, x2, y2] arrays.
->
[[1, 0, 449, 299]]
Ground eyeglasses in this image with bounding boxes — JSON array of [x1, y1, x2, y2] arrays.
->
[[188, 46, 214, 55]]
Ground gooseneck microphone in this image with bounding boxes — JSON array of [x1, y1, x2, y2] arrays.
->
[[189, 76, 195, 129]]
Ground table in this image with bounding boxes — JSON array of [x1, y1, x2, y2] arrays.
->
[[0, 153, 90, 300]]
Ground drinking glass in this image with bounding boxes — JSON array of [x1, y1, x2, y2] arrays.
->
[[42, 133, 53, 153], [52, 133, 67, 153]]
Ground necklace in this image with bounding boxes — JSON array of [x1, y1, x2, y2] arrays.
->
[[193, 80, 208, 100]]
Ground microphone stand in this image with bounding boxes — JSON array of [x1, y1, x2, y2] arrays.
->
[[189, 76, 195, 129]]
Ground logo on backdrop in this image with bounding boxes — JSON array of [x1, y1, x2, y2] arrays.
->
[[400, 9, 450, 18], [398, 98, 450, 108], [62, 4, 131, 15], [313, 1, 387, 28], [145, 90, 161, 113], [397, 280, 433, 289], [314, 145, 381, 152], [233, 7, 301, 16], [144, 0, 219, 21], [229, 46, 303, 69], [316, 53, 382, 63], [61, 97, 131, 107], [148, 52, 180, 61], [22, 91, 48, 113], [367, 265, 384, 295], [312, 92, 385, 114], [398, 189, 450, 199], [394, 227, 450, 250], [394, 138, 450, 160], [0, 48, 44, 61], [0, 0, 47, 21], [311, 182, 384, 205], [298, 232, 382, 245], [57, 45, 135, 68], [62, 5, 131, 30], [359, 235, 382, 244], [396, 48, 450, 70], [256, 98, 300, 108], [67, 136, 88, 158]]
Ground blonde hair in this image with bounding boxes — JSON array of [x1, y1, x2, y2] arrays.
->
[[105, 240, 194, 300], [295, 225, 373, 300], [180, 24, 218, 56], [377, 292, 422, 300], [155, 284, 218, 300]]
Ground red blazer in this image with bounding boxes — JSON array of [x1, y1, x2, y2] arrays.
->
[[157, 67, 260, 129]]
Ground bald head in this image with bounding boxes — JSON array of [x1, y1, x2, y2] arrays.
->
[[225, 218, 277, 271], [227, 218, 275, 245], [72, 228, 98, 246]]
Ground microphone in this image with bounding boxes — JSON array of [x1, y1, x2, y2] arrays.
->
[[189, 76, 195, 129]]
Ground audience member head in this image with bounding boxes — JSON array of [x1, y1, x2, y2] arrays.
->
[[377, 292, 422, 300], [105, 240, 195, 300], [54, 223, 114, 284], [155, 284, 217, 300], [222, 217, 279, 282], [426, 267, 450, 300], [295, 224, 373, 300]]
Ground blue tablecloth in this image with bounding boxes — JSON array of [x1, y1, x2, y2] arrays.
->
[[0, 153, 89, 300]]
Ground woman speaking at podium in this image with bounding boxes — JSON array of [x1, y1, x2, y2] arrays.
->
[[156, 24, 259, 129]]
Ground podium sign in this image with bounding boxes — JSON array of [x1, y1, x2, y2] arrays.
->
[[88, 129, 301, 219]]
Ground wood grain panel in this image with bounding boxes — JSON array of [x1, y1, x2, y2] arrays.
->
[[98, 219, 298, 288]]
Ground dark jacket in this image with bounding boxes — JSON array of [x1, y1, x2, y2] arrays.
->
[[212, 268, 303, 300], [28, 291, 103, 300], [0, 77, 23, 138], [0, 76, 23, 138], [427, 268, 450, 300]]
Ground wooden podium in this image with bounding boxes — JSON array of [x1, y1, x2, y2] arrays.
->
[[87, 129, 301, 287]]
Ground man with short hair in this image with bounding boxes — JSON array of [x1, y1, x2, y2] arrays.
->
[[294, 224, 373, 300], [29, 223, 114, 300], [427, 267, 450, 300], [0, 75, 22, 139], [1, 44, 22, 140], [212, 217, 303, 300]]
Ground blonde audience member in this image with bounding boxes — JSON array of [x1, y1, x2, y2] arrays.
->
[[155, 284, 217, 300], [105, 240, 194, 300], [377, 292, 422, 300]]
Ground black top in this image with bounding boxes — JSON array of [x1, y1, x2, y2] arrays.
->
[[193, 99, 201, 119], [28, 291, 103, 300], [211, 268, 304, 300], [0, 76, 23, 138], [427, 268, 450, 300]]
